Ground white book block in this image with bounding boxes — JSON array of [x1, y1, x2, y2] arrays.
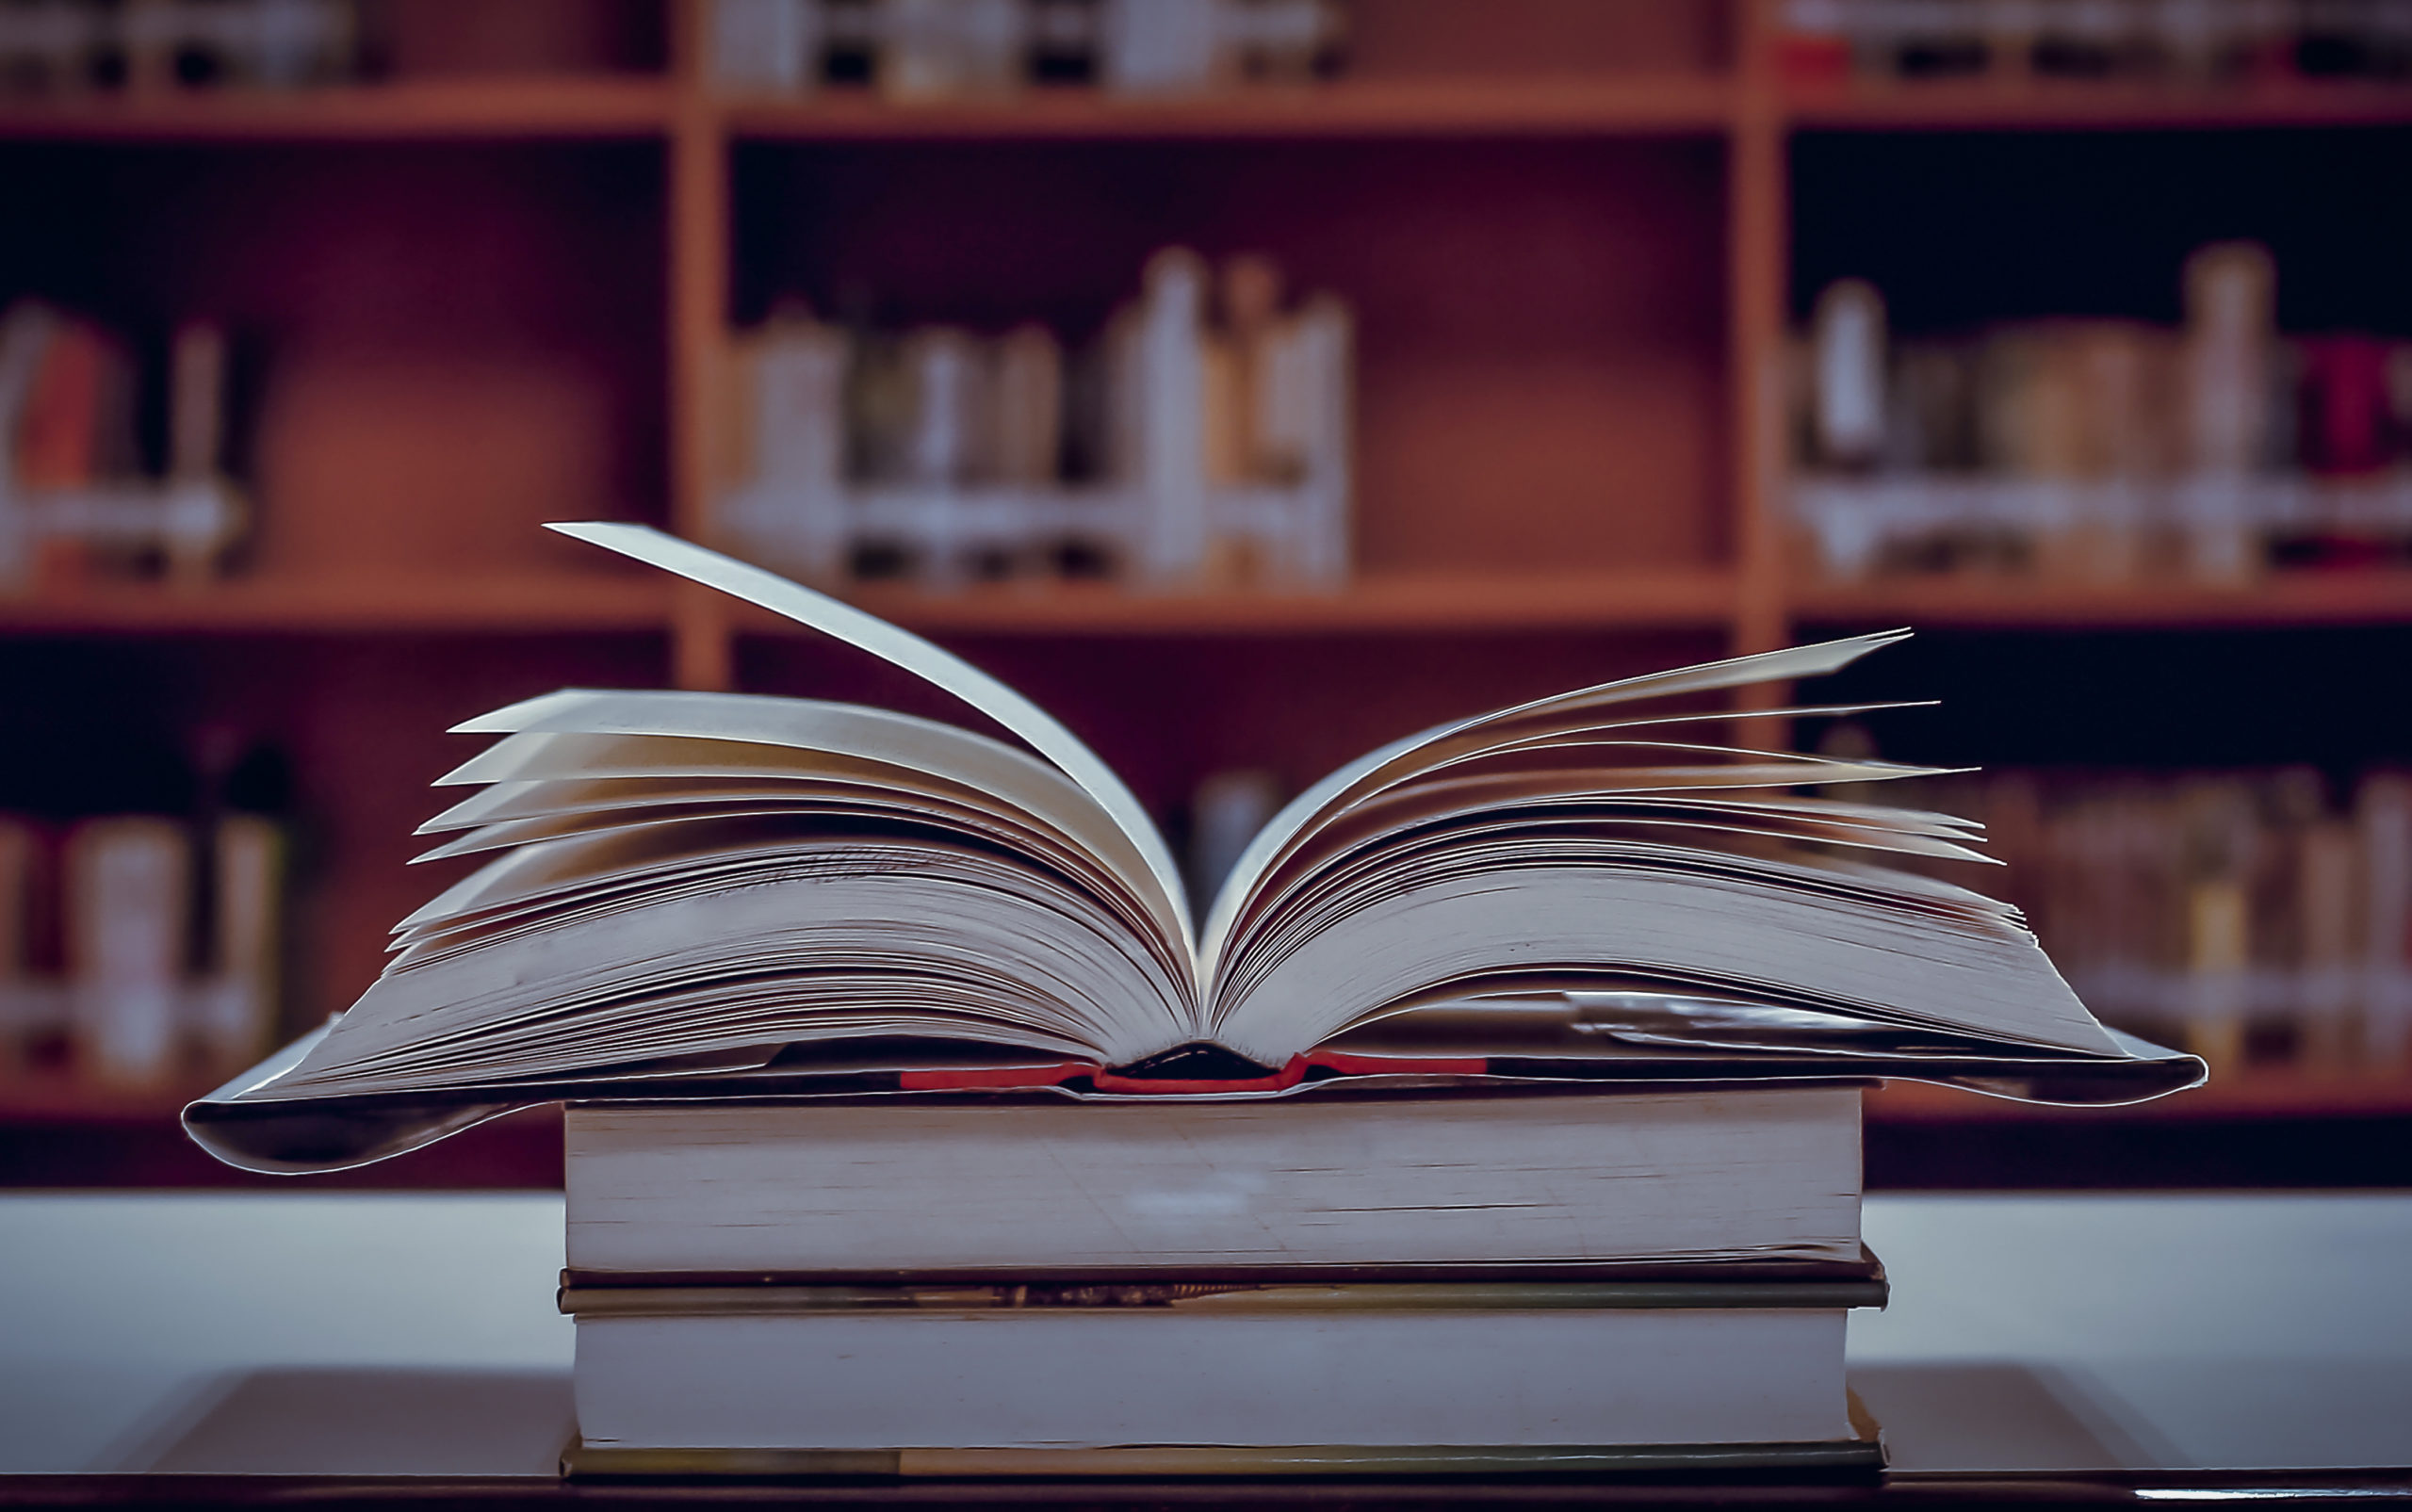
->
[[1101, 0, 1220, 92], [712, 0, 817, 91], [1133, 250, 1211, 582]]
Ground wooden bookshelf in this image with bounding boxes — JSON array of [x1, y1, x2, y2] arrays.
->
[[4, 0, 2411, 1162], [767, 567, 1739, 637], [1784, 78, 2412, 131], [0, 75, 676, 140], [4, 1048, 242, 1152], [0, 1071, 208, 1125], [722, 76, 1736, 140], [20, 66, 2412, 146], [0, 571, 672, 633], [1795, 574, 2412, 631]]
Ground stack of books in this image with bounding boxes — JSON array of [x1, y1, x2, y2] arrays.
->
[[555, 1086, 1886, 1475], [186, 524, 2202, 1478]]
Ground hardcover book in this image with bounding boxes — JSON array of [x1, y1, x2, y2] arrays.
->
[[562, 1085, 1867, 1278], [185, 523, 2202, 1174], [560, 1275, 1889, 1473]]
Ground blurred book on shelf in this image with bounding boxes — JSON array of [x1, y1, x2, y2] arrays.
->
[[1774, 0, 2412, 88], [0, 301, 246, 594], [709, 0, 1347, 100], [714, 247, 1351, 593], [1849, 748, 2412, 1081], [1791, 241, 2412, 585], [63, 815, 190, 1090], [0, 0, 358, 95], [1183, 765, 1282, 910], [0, 740, 289, 1101]]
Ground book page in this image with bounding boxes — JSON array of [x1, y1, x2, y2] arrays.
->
[[394, 768, 1180, 991], [1198, 632, 1913, 979], [273, 832, 1192, 1096], [398, 793, 1168, 985], [547, 524, 1197, 962], [405, 792, 1153, 958], [1211, 848, 2124, 1065], [444, 690, 1181, 955], [1297, 772, 1997, 874]]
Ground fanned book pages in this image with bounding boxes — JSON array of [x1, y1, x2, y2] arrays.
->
[[185, 524, 2203, 1173]]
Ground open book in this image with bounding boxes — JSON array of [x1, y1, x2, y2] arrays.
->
[[187, 524, 2201, 1173]]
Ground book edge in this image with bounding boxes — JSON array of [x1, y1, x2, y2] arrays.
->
[[559, 1437, 1887, 1480]]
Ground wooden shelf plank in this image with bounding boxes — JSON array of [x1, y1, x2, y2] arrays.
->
[[0, 76, 675, 141], [0, 568, 1736, 637], [1785, 80, 2412, 131], [0, 567, 1743, 636], [1870, 1071, 2412, 1122], [722, 76, 1736, 140], [733, 567, 1739, 637], [1794, 573, 2412, 629], [0, 573, 674, 633], [6, 73, 2410, 147], [0, 1075, 206, 1125]]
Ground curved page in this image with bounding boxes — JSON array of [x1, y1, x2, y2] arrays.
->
[[270, 841, 1190, 1096], [1214, 852, 2122, 1065], [548, 523, 1196, 960], [444, 690, 1181, 957], [1198, 631, 1913, 980], [1214, 745, 1959, 1000]]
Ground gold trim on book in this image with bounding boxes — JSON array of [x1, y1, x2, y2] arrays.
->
[[559, 1277, 1891, 1317], [561, 1438, 1887, 1480]]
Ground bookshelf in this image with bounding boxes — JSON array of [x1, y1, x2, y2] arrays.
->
[[721, 77, 1740, 139], [0, 75, 676, 139], [0, 572, 671, 632], [3, 0, 2409, 1166], [824, 567, 1740, 635], [1784, 79, 2412, 131], [1795, 577, 2412, 630]]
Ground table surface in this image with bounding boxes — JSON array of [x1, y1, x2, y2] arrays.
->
[[0, 1192, 2406, 1493]]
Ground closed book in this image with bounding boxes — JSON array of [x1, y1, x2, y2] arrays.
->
[[560, 1276, 1886, 1471], [563, 1084, 1864, 1279]]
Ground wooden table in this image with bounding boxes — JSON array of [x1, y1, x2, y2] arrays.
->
[[2, 1195, 2407, 1504]]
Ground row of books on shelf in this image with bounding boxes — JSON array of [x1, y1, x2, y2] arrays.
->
[[710, 0, 1346, 101], [0, 301, 244, 593], [0, 810, 282, 1094], [1794, 242, 2412, 582], [1891, 758, 2412, 1075], [24, 235, 2412, 608], [714, 247, 1352, 591], [1777, 0, 2412, 85], [0, 0, 355, 95]]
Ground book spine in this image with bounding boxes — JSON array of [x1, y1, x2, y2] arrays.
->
[[64, 816, 190, 1090]]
